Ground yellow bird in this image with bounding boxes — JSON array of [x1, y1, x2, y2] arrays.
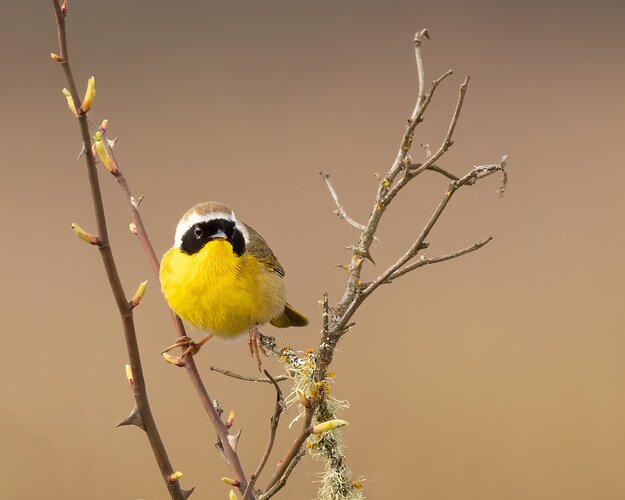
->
[[160, 202, 308, 361]]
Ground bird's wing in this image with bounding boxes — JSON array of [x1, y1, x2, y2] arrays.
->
[[242, 223, 286, 277]]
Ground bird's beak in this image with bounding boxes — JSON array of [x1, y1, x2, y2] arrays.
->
[[211, 229, 228, 240]]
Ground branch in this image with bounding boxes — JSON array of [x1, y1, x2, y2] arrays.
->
[[357, 159, 506, 308], [210, 366, 289, 384], [263, 406, 314, 494], [50, 2, 186, 498], [388, 236, 493, 280], [320, 171, 368, 233], [96, 108, 249, 497], [258, 449, 306, 500], [422, 163, 460, 181], [305, 30, 508, 500], [243, 371, 285, 500]]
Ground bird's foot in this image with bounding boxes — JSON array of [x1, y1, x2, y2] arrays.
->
[[248, 325, 267, 371], [161, 334, 214, 365]]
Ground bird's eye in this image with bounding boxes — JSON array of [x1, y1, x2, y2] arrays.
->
[[194, 226, 203, 238]]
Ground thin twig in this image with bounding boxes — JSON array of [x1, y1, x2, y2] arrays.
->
[[243, 371, 285, 500], [410, 29, 429, 121], [304, 31, 508, 500], [50, 2, 185, 498], [320, 171, 367, 233], [258, 448, 306, 500], [422, 163, 460, 181], [263, 406, 314, 493], [359, 161, 505, 305], [389, 236, 493, 280], [210, 366, 289, 384]]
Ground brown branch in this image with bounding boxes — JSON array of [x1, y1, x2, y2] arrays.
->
[[51, 2, 186, 498], [263, 406, 314, 494], [422, 163, 460, 181], [243, 371, 285, 500], [332, 38, 455, 326], [210, 366, 289, 384], [258, 449, 306, 500], [389, 236, 493, 280], [96, 106, 249, 497], [356, 160, 506, 309], [320, 171, 367, 232], [308, 30, 508, 499]]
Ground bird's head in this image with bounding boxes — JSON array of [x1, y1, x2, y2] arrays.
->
[[174, 202, 248, 256]]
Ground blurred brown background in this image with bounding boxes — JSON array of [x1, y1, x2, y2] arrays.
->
[[2, 1, 625, 499]]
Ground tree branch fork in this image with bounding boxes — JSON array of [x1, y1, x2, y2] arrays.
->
[[51, 6, 507, 498]]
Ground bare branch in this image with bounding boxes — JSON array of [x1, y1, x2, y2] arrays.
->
[[421, 163, 460, 181], [96, 126, 250, 495], [263, 406, 314, 494], [339, 158, 507, 328], [389, 236, 493, 280], [333, 69, 457, 321], [258, 448, 306, 500], [320, 171, 368, 233], [410, 28, 430, 121], [50, 2, 185, 498], [210, 366, 289, 384], [243, 371, 285, 500]]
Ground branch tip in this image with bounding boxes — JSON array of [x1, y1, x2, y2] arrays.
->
[[414, 28, 430, 44]]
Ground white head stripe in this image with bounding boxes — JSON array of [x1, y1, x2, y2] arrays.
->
[[174, 210, 249, 248]]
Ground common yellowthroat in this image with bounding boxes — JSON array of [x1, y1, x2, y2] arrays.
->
[[160, 202, 308, 360]]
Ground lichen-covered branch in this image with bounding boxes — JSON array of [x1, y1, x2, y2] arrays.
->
[[306, 30, 508, 499]]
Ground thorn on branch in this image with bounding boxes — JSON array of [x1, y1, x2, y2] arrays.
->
[[117, 405, 145, 431], [131, 195, 145, 208]]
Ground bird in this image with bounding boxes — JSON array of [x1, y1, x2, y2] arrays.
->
[[159, 201, 308, 365]]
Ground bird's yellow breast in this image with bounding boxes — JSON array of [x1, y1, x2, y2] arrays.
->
[[160, 240, 286, 337]]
